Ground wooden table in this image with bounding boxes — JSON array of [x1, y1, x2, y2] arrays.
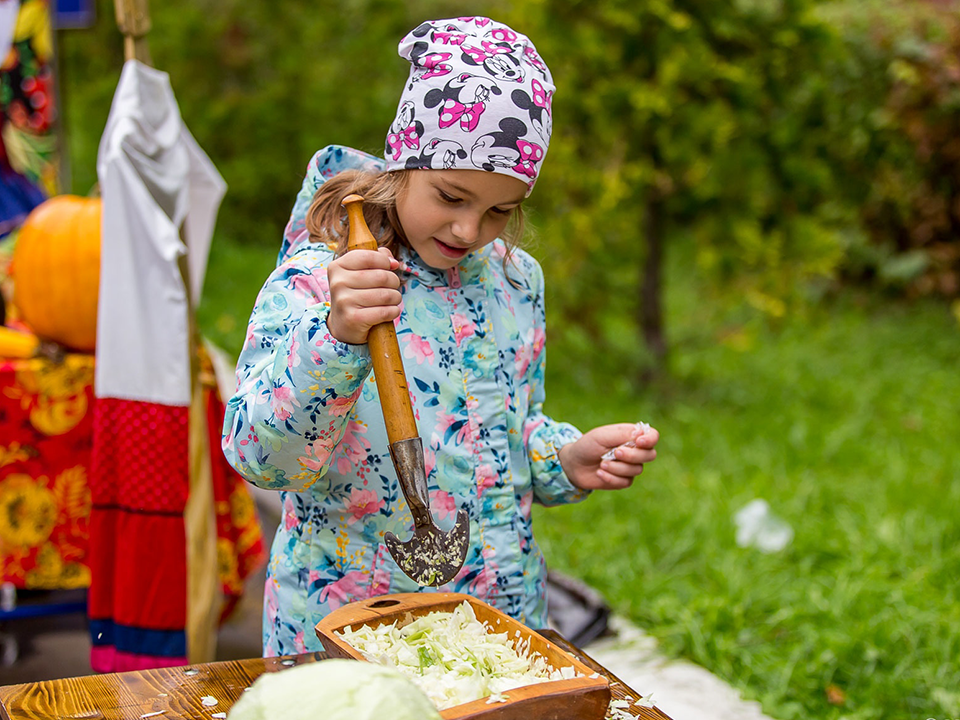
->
[[0, 631, 672, 720]]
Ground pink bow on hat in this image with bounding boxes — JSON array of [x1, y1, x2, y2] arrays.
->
[[531, 79, 552, 114], [421, 52, 453, 79], [513, 140, 543, 178], [387, 125, 421, 160], [462, 41, 513, 64], [439, 100, 486, 131]]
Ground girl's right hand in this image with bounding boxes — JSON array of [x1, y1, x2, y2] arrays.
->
[[326, 247, 402, 345]]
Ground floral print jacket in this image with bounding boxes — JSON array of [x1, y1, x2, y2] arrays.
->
[[222, 146, 588, 656]]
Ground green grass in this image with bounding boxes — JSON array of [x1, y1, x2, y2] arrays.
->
[[200, 234, 960, 720], [197, 234, 278, 358], [538, 270, 960, 719]]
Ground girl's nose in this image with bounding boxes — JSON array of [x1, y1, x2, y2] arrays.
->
[[452, 213, 483, 245]]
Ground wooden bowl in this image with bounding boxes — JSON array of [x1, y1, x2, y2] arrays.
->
[[315, 592, 611, 720]]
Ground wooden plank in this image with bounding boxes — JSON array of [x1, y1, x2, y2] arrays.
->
[[0, 654, 324, 720], [548, 633, 674, 720]]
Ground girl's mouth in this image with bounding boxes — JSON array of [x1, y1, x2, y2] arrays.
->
[[434, 239, 469, 259]]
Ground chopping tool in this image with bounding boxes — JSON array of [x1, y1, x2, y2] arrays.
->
[[342, 194, 470, 587]]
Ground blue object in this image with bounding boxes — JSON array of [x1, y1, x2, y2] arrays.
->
[[0, 600, 87, 620], [89, 619, 186, 657], [56, 0, 96, 29], [0, 164, 46, 238]]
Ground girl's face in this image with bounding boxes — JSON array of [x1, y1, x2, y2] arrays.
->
[[396, 169, 527, 270]]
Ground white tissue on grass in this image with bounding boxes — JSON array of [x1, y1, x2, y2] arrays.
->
[[200, 696, 218, 707], [734, 499, 793, 553]]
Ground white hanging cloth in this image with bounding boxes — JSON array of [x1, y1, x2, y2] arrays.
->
[[90, 58, 228, 671], [95, 59, 226, 404], [0, 1, 20, 65]]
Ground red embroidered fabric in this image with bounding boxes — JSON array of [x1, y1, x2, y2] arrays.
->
[[89, 398, 190, 512], [0, 354, 266, 670]]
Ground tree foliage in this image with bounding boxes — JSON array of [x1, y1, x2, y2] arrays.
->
[[56, 0, 960, 364], [490, 0, 857, 375], [491, 0, 960, 375], [58, 0, 483, 240], [821, 0, 960, 297]]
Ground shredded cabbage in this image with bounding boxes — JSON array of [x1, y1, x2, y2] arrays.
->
[[335, 601, 581, 710]]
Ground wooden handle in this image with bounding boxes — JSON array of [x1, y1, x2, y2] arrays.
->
[[113, 0, 152, 64], [342, 195, 418, 445]]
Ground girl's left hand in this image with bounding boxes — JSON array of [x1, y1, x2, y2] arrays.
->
[[558, 423, 659, 491]]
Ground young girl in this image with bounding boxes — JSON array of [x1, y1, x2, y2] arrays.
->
[[222, 16, 659, 656]]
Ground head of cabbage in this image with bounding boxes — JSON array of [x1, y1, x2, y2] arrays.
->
[[227, 659, 441, 720]]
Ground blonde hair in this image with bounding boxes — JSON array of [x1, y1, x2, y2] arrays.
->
[[304, 169, 527, 267]]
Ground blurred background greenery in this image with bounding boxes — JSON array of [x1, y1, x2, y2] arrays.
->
[[56, 0, 960, 718]]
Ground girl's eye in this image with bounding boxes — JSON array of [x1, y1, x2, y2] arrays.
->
[[489, 206, 512, 216], [438, 190, 461, 204]]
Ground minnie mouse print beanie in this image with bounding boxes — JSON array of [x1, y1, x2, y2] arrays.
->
[[383, 16, 554, 195]]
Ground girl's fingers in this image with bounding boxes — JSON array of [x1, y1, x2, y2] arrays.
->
[[580, 422, 659, 490], [595, 468, 634, 489], [599, 458, 645, 479], [635, 427, 659, 448], [355, 288, 403, 309], [337, 248, 396, 271], [591, 422, 646, 448], [334, 282, 401, 313], [333, 268, 401, 290], [594, 424, 659, 461], [607, 445, 656, 465], [343, 304, 402, 328]]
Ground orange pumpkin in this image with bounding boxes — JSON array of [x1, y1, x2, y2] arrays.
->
[[12, 195, 102, 352]]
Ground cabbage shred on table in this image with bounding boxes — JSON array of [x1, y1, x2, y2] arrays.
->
[[336, 601, 582, 710]]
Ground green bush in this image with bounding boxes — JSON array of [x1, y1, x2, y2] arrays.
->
[[820, 0, 960, 298]]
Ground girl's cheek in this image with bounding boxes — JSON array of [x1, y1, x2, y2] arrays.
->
[[483, 215, 509, 241]]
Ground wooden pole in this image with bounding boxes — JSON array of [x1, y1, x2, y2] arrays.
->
[[113, 0, 152, 65]]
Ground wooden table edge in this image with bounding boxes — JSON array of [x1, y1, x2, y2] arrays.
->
[[0, 633, 672, 720]]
